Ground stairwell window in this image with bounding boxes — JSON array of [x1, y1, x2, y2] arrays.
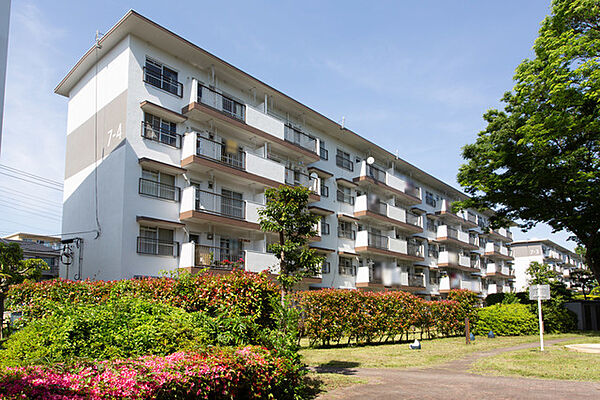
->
[[319, 141, 328, 160], [139, 169, 179, 201], [338, 220, 355, 240], [337, 185, 354, 205], [425, 191, 436, 207], [137, 226, 178, 257], [143, 58, 183, 97], [336, 149, 353, 171]]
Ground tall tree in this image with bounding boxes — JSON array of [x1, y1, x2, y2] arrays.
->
[[0, 242, 48, 339], [456, 0, 600, 281], [526, 261, 559, 285], [258, 185, 324, 304]]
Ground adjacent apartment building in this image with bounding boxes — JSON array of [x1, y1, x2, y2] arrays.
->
[[55, 11, 514, 298], [511, 239, 586, 292]]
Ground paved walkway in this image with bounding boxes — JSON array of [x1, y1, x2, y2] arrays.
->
[[315, 338, 600, 399]]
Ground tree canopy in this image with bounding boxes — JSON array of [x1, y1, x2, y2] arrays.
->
[[456, 0, 600, 281]]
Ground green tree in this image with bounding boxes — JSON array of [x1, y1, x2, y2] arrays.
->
[[570, 268, 597, 299], [258, 185, 324, 303], [526, 261, 558, 285], [455, 0, 600, 282], [0, 242, 48, 339]]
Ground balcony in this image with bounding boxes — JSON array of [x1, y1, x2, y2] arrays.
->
[[139, 178, 180, 202], [353, 195, 423, 233], [484, 242, 513, 260], [486, 263, 514, 278], [440, 276, 473, 292], [136, 236, 179, 257], [285, 168, 321, 202], [353, 161, 421, 205], [435, 200, 478, 228], [408, 274, 426, 288], [354, 230, 424, 262], [141, 121, 182, 148], [436, 225, 478, 250], [438, 251, 478, 272], [181, 131, 286, 187], [284, 124, 318, 153], [179, 186, 262, 231], [179, 243, 280, 274]]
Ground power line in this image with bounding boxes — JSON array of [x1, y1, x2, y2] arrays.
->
[[0, 187, 62, 209], [0, 164, 63, 187], [0, 216, 57, 232], [0, 202, 62, 222], [0, 171, 64, 191], [0, 198, 62, 218]]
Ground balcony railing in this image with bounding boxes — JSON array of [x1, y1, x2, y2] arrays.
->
[[137, 236, 179, 257], [406, 211, 420, 226], [338, 227, 356, 240], [336, 155, 354, 171], [467, 212, 477, 224], [409, 274, 426, 287], [368, 232, 389, 250], [141, 121, 181, 148], [469, 235, 478, 246], [195, 189, 245, 220], [337, 190, 355, 205], [193, 244, 244, 270], [196, 135, 245, 169], [369, 267, 383, 284], [284, 124, 317, 153], [366, 164, 386, 183], [198, 84, 245, 121], [408, 243, 422, 257], [139, 178, 180, 201], [446, 226, 459, 239], [143, 67, 183, 97], [367, 199, 387, 216]]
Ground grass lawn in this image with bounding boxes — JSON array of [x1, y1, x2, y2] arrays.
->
[[300, 334, 575, 369], [301, 372, 368, 398], [471, 333, 600, 381]]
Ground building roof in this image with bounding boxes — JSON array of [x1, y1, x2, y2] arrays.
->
[[0, 238, 61, 256], [3, 232, 61, 242], [54, 10, 472, 201], [511, 238, 583, 260]]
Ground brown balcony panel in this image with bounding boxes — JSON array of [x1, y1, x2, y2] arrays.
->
[[354, 246, 425, 262], [483, 251, 514, 261], [356, 282, 385, 290], [436, 236, 479, 250], [308, 192, 320, 203], [352, 176, 421, 205], [181, 155, 282, 188], [180, 210, 260, 231], [353, 210, 423, 234], [438, 264, 480, 273], [488, 230, 512, 242], [182, 102, 319, 162], [485, 271, 513, 279], [436, 211, 478, 228]]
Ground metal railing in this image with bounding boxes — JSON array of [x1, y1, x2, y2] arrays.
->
[[195, 189, 245, 220], [338, 264, 356, 276], [198, 84, 245, 121], [285, 168, 312, 188], [366, 164, 386, 182], [137, 236, 179, 257], [141, 121, 181, 148], [336, 155, 354, 171], [338, 226, 356, 240], [139, 178, 180, 201], [367, 199, 387, 216], [368, 232, 388, 250], [446, 226, 459, 239], [336, 190, 355, 205], [409, 274, 426, 287], [194, 244, 244, 270], [408, 243, 422, 257], [470, 257, 479, 269], [284, 124, 318, 153], [143, 67, 183, 97], [406, 211, 420, 226], [404, 184, 420, 199], [196, 135, 245, 169], [469, 235, 478, 246], [467, 212, 477, 224]]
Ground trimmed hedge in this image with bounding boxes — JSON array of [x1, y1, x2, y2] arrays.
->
[[0, 346, 301, 400], [6, 271, 279, 329], [473, 304, 538, 336], [298, 289, 475, 346]]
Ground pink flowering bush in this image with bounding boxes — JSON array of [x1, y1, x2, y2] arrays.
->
[[298, 289, 475, 346], [0, 346, 301, 400]]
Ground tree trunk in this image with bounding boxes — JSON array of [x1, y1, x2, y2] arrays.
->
[[279, 231, 286, 308], [584, 239, 600, 284]]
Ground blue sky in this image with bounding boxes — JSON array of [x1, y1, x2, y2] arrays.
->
[[0, 0, 578, 250]]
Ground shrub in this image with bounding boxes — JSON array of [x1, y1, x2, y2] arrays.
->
[[0, 346, 302, 400], [0, 297, 201, 366], [473, 304, 538, 336]]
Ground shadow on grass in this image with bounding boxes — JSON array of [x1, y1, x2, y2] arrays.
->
[[314, 360, 360, 374]]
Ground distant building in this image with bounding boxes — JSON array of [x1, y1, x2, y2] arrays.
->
[[511, 239, 586, 292], [1, 233, 61, 279]]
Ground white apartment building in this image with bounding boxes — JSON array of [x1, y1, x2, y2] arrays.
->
[[55, 11, 513, 297], [511, 239, 586, 292]]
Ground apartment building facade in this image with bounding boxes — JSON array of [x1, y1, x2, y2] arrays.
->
[[511, 239, 586, 291], [55, 11, 513, 297]]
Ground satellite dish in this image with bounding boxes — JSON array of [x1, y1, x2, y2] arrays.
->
[[309, 172, 318, 180], [366, 156, 375, 165]]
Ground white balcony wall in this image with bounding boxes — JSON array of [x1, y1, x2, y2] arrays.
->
[[182, 131, 197, 160], [457, 230, 469, 244], [355, 230, 369, 247], [437, 225, 449, 239], [488, 283, 499, 294], [386, 171, 408, 193], [246, 153, 285, 183], [438, 251, 457, 265], [356, 265, 370, 284], [487, 263, 497, 274], [440, 276, 450, 291], [245, 106, 285, 140], [387, 204, 406, 223], [244, 250, 279, 273], [354, 195, 368, 213], [501, 265, 510, 275], [246, 201, 263, 224], [389, 237, 407, 254], [180, 186, 195, 213], [499, 245, 509, 256], [179, 242, 195, 269], [485, 242, 495, 253], [459, 254, 470, 268]]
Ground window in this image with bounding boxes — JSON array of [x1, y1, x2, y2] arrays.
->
[[143, 58, 182, 97], [426, 217, 437, 233], [321, 261, 331, 274], [425, 191, 436, 207], [336, 149, 353, 171], [221, 188, 244, 219], [338, 221, 355, 240], [139, 169, 179, 201], [137, 226, 178, 256], [338, 257, 355, 276], [319, 140, 328, 160], [142, 113, 179, 147], [336, 186, 354, 205], [428, 243, 439, 259], [320, 181, 329, 197], [321, 219, 330, 235]]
